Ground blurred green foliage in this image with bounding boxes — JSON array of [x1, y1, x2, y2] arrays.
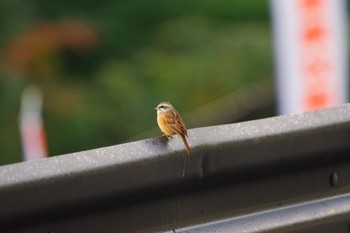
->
[[0, 0, 273, 165]]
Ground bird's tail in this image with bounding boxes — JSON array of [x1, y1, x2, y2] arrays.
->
[[179, 134, 193, 158]]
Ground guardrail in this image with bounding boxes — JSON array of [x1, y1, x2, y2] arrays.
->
[[1, 104, 350, 233]]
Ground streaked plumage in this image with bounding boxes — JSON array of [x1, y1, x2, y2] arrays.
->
[[155, 102, 193, 158]]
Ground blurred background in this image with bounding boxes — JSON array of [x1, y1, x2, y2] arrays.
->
[[0, 1, 347, 165]]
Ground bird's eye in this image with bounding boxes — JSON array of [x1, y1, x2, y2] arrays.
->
[[160, 105, 164, 109]]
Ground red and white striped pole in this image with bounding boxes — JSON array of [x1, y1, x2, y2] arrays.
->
[[19, 86, 48, 161], [271, 0, 348, 114]]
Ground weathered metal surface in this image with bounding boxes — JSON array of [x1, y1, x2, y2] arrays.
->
[[1, 104, 350, 232]]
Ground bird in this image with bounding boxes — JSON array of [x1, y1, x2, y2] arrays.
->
[[155, 101, 193, 158]]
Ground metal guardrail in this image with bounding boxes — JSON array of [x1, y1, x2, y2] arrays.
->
[[1, 104, 350, 233]]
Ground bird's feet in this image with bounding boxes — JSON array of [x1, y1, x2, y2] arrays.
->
[[162, 134, 173, 139]]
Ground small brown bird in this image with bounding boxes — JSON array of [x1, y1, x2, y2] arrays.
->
[[155, 102, 193, 158]]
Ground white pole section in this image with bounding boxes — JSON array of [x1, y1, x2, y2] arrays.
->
[[271, 0, 348, 114]]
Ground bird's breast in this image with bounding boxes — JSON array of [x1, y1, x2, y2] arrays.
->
[[157, 113, 174, 136]]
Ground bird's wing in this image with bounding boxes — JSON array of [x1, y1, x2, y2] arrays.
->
[[165, 110, 188, 136]]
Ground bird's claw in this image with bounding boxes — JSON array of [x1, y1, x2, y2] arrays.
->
[[162, 134, 173, 139]]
